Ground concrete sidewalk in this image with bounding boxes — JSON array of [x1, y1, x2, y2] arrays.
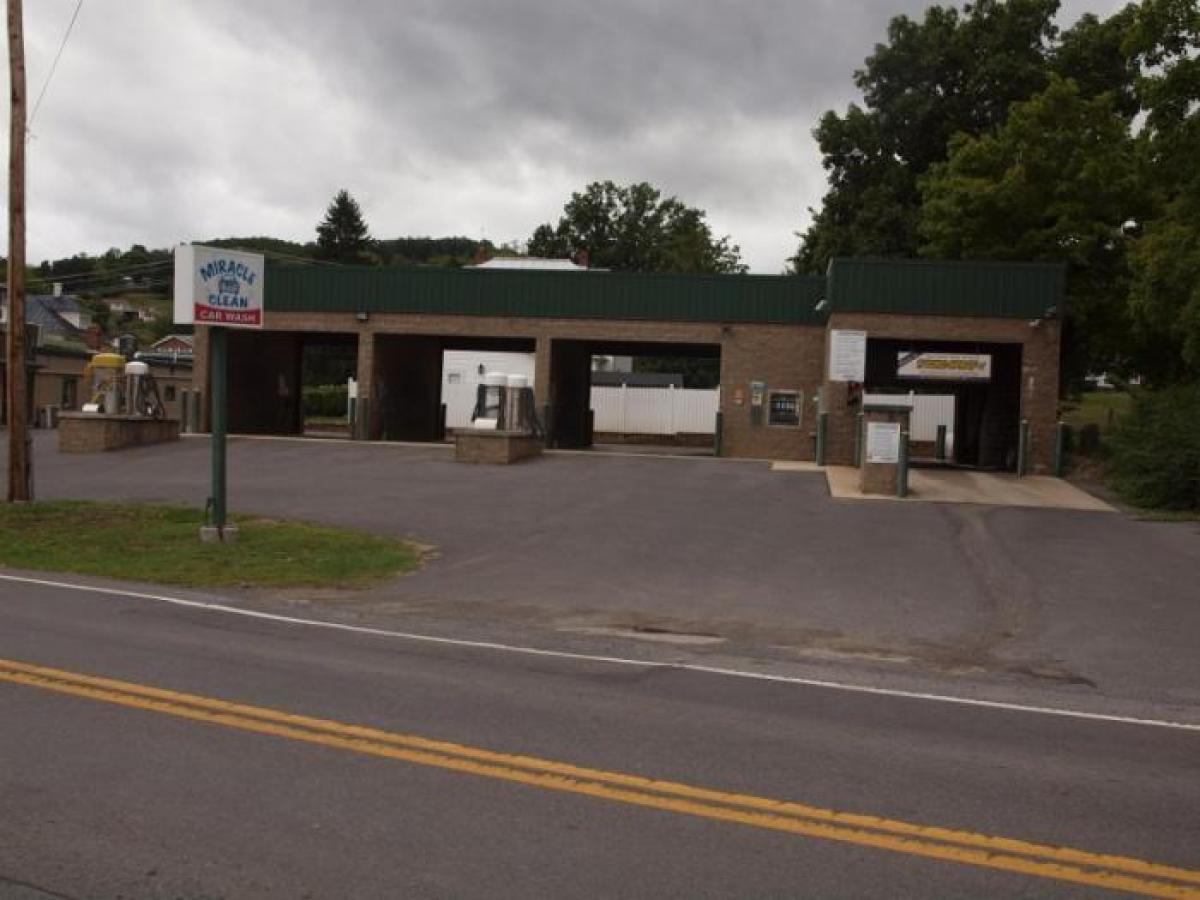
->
[[822, 466, 1115, 511]]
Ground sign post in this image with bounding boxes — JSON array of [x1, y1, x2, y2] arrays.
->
[[173, 244, 265, 542], [210, 326, 228, 530]]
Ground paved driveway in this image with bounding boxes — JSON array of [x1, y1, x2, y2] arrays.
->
[[7, 431, 1200, 710]]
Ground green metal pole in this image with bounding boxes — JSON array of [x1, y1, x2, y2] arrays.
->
[[816, 411, 828, 466], [714, 411, 723, 457], [1017, 419, 1030, 477], [898, 430, 910, 498], [853, 411, 864, 467], [210, 327, 228, 529], [935, 424, 947, 462], [1053, 421, 1067, 477]]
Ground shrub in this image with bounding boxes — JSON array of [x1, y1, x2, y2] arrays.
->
[[1109, 385, 1200, 510], [303, 384, 348, 417], [1078, 423, 1102, 455]]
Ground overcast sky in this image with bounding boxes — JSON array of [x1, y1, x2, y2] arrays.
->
[[4, 0, 1125, 273]]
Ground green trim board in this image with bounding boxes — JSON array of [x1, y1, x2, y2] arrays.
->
[[827, 258, 1065, 319], [264, 265, 828, 325]]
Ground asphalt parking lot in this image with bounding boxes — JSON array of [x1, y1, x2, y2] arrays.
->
[[8, 431, 1200, 711]]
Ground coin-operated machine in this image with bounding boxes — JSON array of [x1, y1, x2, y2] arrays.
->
[[124, 360, 166, 418], [469, 372, 541, 435], [81, 353, 165, 418], [81, 353, 126, 414]]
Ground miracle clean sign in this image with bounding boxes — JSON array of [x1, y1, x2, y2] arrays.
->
[[173, 244, 265, 328]]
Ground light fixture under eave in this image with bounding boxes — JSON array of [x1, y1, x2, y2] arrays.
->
[[356, 311, 370, 323]]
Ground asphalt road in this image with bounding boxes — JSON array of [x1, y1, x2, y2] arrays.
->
[[2, 577, 1199, 899], [12, 432, 1200, 713]]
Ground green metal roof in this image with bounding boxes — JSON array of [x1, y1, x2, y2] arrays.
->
[[264, 265, 828, 325], [827, 258, 1065, 319]]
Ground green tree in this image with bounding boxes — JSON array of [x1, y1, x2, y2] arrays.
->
[[528, 181, 745, 274], [315, 190, 374, 264], [793, 0, 1061, 273], [918, 76, 1141, 386], [1051, 8, 1141, 118], [1124, 0, 1200, 380]]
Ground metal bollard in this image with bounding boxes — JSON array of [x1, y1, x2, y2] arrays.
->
[[180, 391, 193, 433], [935, 424, 947, 462], [189, 390, 203, 434], [1017, 419, 1031, 477], [356, 398, 371, 441], [816, 411, 829, 466], [853, 411, 864, 467], [714, 411, 723, 457], [898, 430, 910, 498], [1053, 421, 1068, 477]]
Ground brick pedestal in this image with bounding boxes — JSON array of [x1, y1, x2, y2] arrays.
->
[[455, 430, 543, 464], [59, 414, 181, 453], [859, 404, 911, 496]]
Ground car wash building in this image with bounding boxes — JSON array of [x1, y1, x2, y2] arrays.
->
[[188, 256, 1065, 473]]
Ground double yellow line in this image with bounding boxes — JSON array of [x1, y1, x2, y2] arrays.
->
[[2, 656, 1198, 898]]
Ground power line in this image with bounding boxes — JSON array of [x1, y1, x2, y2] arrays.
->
[[28, 0, 84, 133], [257, 248, 345, 267], [35, 258, 171, 284]]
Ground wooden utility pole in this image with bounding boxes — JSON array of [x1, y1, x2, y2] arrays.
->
[[5, 0, 29, 501]]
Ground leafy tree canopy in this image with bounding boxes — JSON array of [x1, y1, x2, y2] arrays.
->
[[315, 189, 374, 264], [529, 181, 746, 274], [918, 76, 1142, 386], [793, 0, 1065, 273], [1124, 0, 1200, 381]]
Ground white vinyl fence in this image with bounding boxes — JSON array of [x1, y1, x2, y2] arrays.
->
[[864, 392, 955, 446], [590, 385, 719, 435]]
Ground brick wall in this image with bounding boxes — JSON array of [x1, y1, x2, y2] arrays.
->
[[195, 314, 828, 461], [192, 306, 1059, 468]]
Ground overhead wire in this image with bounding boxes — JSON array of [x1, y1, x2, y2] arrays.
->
[[37, 259, 172, 284], [28, 0, 86, 134]]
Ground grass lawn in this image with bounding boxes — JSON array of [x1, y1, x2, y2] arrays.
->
[[1061, 391, 1134, 436], [304, 416, 349, 429], [0, 501, 422, 589]]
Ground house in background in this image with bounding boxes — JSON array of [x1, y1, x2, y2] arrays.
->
[[106, 298, 157, 323], [0, 291, 91, 343], [151, 334, 194, 355]]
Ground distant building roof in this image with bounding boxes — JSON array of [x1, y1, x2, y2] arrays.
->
[[36, 294, 86, 316], [152, 333, 195, 350], [474, 257, 588, 272], [0, 294, 87, 341]]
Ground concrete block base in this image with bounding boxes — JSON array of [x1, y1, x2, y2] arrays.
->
[[58, 414, 180, 453], [199, 524, 240, 543], [455, 430, 543, 464]]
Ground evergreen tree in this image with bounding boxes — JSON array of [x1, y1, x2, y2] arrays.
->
[[315, 190, 374, 264]]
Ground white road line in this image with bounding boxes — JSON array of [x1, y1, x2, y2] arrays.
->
[[2, 571, 1197, 734]]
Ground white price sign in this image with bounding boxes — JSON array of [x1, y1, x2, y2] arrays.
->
[[829, 330, 867, 382], [866, 421, 901, 464]]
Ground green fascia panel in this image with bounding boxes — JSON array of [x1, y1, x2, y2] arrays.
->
[[827, 258, 1066, 320], [264, 265, 828, 325]]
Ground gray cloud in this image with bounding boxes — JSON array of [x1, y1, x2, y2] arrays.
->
[[5, 0, 1126, 273]]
